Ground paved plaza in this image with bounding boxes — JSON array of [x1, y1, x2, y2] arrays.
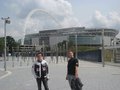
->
[[0, 56, 120, 90]]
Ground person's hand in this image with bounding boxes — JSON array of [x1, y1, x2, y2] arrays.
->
[[66, 75, 68, 80], [44, 74, 50, 80]]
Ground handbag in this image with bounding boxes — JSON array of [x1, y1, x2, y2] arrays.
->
[[75, 78, 83, 90], [71, 78, 83, 90]]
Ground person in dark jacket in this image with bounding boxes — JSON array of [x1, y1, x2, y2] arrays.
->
[[32, 52, 49, 90], [66, 50, 83, 90]]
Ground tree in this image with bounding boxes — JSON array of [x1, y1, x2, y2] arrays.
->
[[0, 37, 4, 53], [6, 36, 19, 53], [0, 36, 19, 54]]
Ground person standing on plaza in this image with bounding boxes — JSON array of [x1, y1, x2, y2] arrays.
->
[[66, 50, 83, 90], [32, 52, 49, 90]]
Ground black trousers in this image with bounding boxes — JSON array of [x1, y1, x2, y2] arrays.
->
[[36, 78, 49, 90]]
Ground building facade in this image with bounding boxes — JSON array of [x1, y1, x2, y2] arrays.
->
[[24, 27, 119, 47]]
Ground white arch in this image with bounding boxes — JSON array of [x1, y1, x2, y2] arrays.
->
[[22, 9, 62, 45]]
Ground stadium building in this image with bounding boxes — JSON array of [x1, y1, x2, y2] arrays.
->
[[24, 27, 119, 47]]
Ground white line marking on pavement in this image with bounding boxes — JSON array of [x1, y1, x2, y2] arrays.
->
[[0, 68, 12, 80]]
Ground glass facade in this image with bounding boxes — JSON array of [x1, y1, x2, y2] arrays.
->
[[69, 35, 101, 45], [24, 27, 118, 46]]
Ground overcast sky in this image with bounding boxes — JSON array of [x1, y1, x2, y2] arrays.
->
[[0, 0, 120, 40]]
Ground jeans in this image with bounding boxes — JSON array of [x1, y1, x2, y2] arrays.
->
[[67, 75, 83, 90], [36, 78, 49, 90]]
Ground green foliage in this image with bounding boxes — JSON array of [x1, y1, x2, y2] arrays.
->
[[0, 37, 4, 52], [104, 49, 113, 62], [77, 46, 99, 52], [0, 36, 19, 53], [56, 40, 99, 52]]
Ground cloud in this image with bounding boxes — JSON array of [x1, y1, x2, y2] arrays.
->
[[0, 18, 25, 40], [60, 16, 80, 28], [0, 28, 4, 37], [91, 11, 109, 27], [14, 0, 80, 27], [1, 0, 120, 40], [0, 24, 22, 39], [91, 11, 120, 29], [90, 10, 120, 37], [1, 0, 81, 40], [35, 0, 80, 28], [36, 0, 73, 16], [0, 21, 4, 37], [17, 0, 81, 35], [11, 0, 38, 18], [10, 0, 77, 21]]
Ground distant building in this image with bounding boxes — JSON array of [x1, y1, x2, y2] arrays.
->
[[116, 38, 120, 45], [24, 27, 119, 47]]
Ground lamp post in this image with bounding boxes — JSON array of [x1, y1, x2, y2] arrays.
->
[[112, 37, 116, 63], [75, 34, 78, 58], [1, 17, 10, 71], [42, 41, 45, 56], [66, 40, 68, 61], [72, 28, 78, 59], [101, 29, 105, 67]]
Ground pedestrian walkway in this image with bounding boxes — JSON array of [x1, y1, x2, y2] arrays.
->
[[105, 62, 120, 67], [79, 60, 120, 90], [0, 69, 12, 80], [0, 69, 7, 78], [0, 57, 120, 90]]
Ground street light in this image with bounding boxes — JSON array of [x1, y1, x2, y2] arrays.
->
[[112, 37, 116, 63], [72, 28, 78, 59], [75, 34, 78, 58], [42, 41, 45, 56], [101, 29, 105, 67], [1, 17, 10, 71]]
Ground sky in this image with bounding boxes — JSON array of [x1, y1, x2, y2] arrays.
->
[[0, 0, 120, 40]]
